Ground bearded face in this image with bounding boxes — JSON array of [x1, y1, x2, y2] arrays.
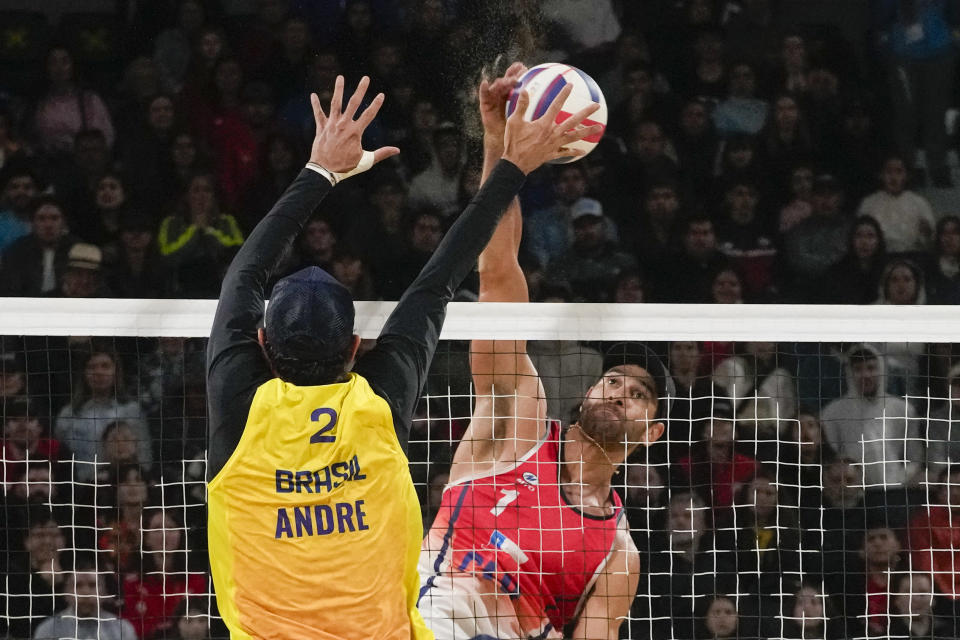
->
[[577, 365, 662, 453]]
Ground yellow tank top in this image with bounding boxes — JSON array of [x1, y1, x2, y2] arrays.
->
[[208, 374, 433, 640]]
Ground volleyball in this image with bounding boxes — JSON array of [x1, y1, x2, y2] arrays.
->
[[505, 63, 607, 163]]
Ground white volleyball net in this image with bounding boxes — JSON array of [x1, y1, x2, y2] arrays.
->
[[1, 299, 958, 639]]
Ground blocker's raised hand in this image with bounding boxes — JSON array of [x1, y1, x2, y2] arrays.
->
[[501, 84, 603, 175], [309, 75, 399, 179]]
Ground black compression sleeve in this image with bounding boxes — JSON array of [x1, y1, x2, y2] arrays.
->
[[355, 159, 526, 448], [206, 169, 333, 478]]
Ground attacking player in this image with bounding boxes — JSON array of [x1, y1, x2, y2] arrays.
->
[[418, 64, 672, 640], [205, 74, 601, 639]]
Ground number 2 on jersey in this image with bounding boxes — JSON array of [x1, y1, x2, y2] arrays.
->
[[310, 408, 338, 443], [490, 489, 519, 516]]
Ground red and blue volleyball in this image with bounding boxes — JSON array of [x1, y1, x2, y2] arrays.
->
[[505, 62, 607, 164]]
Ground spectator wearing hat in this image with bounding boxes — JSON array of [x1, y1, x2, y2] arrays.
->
[[106, 212, 170, 299], [782, 173, 852, 301], [158, 172, 244, 298], [857, 154, 936, 254], [408, 123, 464, 216], [715, 178, 778, 300], [48, 243, 112, 298], [1, 197, 80, 297], [0, 165, 40, 253], [545, 197, 637, 301]]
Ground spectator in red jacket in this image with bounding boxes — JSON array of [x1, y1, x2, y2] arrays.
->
[[120, 507, 206, 639], [910, 465, 960, 603], [675, 407, 761, 526]]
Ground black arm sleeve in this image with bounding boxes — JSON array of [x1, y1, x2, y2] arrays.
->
[[206, 169, 333, 478], [354, 159, 526, 450]]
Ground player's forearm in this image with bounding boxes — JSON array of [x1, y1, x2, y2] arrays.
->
[[477, 136, 527, 301]]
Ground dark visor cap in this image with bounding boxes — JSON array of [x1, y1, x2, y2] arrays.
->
[[602, 342, 675, 420], [265, 267, 355, 361]]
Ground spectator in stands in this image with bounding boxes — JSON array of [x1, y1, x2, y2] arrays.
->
[[877, 258, 927, 305], [844, 526, 907, 637], [773, 582, 844, 640], [715, 178, 777, 300], [115, 57, 164, 137], [2, 396, 60, 485], [660, 215, 727, 302], [168, 599, 211, 640], [100, 420, 149, 470], [32, 46, 115, 156], [712, 61, 769, 137], [83, 172, 130, 249], [622, 460, 665, 552], [664, 341, 712, 456], [925, 216, 960, 304], [771, 34, 810, 95], [164, 131, 209, 208], [626, 180, 681, 282], [824, 215, 888, 304], [2, 197, 79, 296], [545, 198, 637, 302], [119, 94, 181, 208], [674, 98, 719, 199], [820, 456, 867, 561], [821, 344, 922, 488], [180, 25, 231, 107], [889, 572, 953, 639], [524, 164, 590, 267], [331, 248, 377, 299], [6, 461, 58, 510], [611, 268, 646, 303], [158, 172, 244, 298], [778, 163, 814, 234], [107, 212, 170, 298], [781, 413, 835, 523], [98, 464, 150, 575], [153, 0, 208, 92], [715, 342, 796, 460], [695, 594, 753, 640], [46, 243, 113, 298], [874, 0, 956, 187], [760, 94, 814, 187], [380, 207, 444, 299], [834, 96, 884, 203], [120, 508, 206, 639], [716, 134, 762, 191], [638, 492, 737, 640], [676, 413, 761, 524], [857, 155, 936, 254], [627, 120, 680, 195], [33, 555, 137, 640], [711, 266, 745, 304], [782, 173, 851, 301], [52, 129, 113, 224], [407, 123, 464, 216], [926, 363, 960, 477], [0, 106, 27, 170], [0, 164, 40, 253], [680, 28, 727, 102], [5, 509, 66, 639], [55, 350, 151, 483], [909, 465, 960, 606], [291, 215, 336, 272], [731, 472, 810, 594], [240, 132, 300, 233]]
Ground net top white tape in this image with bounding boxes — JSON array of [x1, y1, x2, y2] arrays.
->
[[0, 298, 955, 341]]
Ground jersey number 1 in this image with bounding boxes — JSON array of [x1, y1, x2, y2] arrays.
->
[[310, 408, 338, 443]]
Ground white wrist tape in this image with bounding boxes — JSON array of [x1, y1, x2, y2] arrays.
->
[[305, 150, 376, 186]]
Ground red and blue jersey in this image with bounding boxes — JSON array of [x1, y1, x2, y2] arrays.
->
[[419, 422, 623, 639]]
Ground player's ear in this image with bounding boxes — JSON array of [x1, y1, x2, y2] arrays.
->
[[643, 421, 665, 445], [347, 334, 362, 363]]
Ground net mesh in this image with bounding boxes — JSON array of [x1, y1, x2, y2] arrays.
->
[[2, 305, 959, 639]]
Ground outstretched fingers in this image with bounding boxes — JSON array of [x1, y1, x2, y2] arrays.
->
[[343, 75, 370, 121], [310, 93, 327, 128], [559, 124, 604, 146], [356, 92, 386, 129], [540, 83, 573, 123], [328, 75, 345, 120], [509, 90, 530, 121]]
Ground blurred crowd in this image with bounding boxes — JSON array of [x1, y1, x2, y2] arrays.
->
[[4, 0, 960, 639]]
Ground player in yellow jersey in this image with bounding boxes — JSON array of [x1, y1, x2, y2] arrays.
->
[[205, 73, 602, 640]]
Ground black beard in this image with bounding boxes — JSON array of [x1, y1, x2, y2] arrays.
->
[[578, 403, 629, 451]]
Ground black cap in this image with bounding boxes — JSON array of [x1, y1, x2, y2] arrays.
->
[[265, 266, 355, 364], [602, 342, 675, 419]]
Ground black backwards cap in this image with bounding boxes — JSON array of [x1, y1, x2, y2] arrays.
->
[[265, 266, 355, 363], [602, 342, 675, 420]]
